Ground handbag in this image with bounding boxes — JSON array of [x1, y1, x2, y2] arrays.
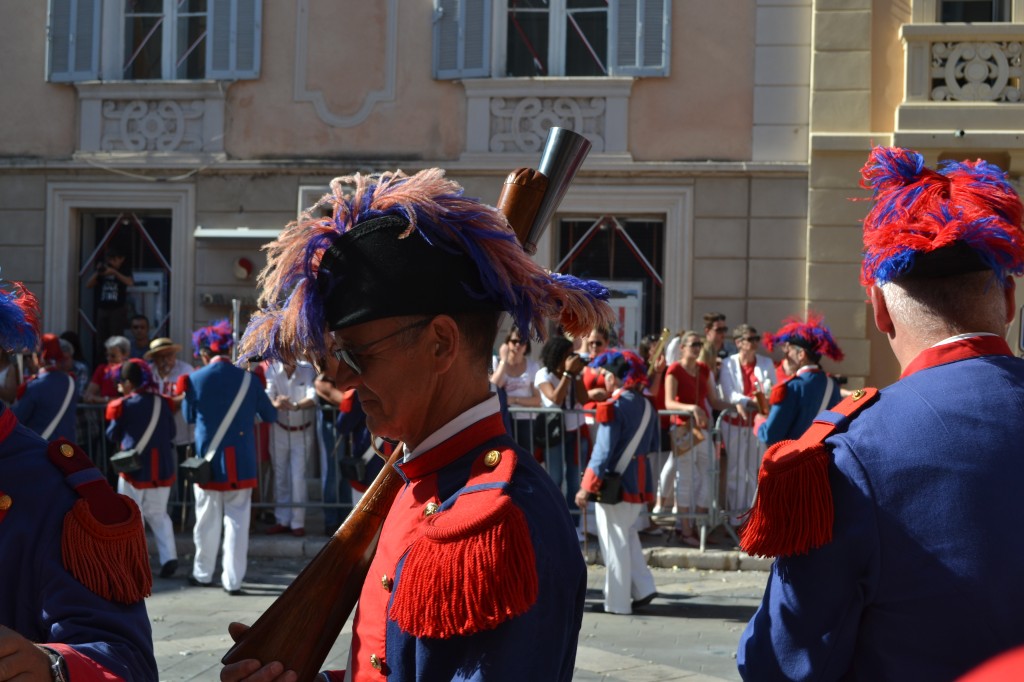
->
[[532, 411, 563, 447], [181, 372, 251, 486], [110, 394, 162, 475], [670, 419, 705, 457], [586, 397, 652, 505]]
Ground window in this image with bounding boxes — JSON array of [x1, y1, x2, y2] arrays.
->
[[47, 0, 262, 82], [940, 0, 1010, 21], [433, 0, 671, 80]]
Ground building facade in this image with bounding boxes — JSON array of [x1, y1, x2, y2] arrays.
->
[[1, 0, 1021, 384]]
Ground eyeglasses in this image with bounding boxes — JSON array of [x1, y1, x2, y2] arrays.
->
[[741, 335, 761, 343], [508, 338, 523, 345], [332, 318, 431, 375], [686, 341, 704, 349], [712, 326, 728, 334]]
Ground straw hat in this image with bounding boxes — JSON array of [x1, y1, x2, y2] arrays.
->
[[145, 337, 182, 359]]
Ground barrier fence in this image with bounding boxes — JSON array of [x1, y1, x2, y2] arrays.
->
[[73, 402, 763, 550]]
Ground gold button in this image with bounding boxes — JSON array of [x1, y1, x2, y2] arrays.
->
[[370, 653, 382, 670], [483, 450, 501, 467], [381, 574, 393, 591], [424, 502, 439, 516], [59, 444, 74, 458], [0, 495, 11, 511], [851, 389, 866, 401]]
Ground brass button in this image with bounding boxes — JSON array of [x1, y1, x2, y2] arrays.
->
[[0, 495, 11, 511], [851, 389, 866, 401], [483, 450, 501, 467], [424, 502, 439, 516], [59, 444, 74, 458], [381, 574, 393, 591], [370, 653, 382, 670]]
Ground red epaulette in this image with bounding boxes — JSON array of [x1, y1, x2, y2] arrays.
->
[[389, 448, 537, 639], [104, 396, 124, 421], [595, 400, 615, 424], [174, 374, 190, 396], [15, 376, 35, 401], [46, 438, 152, 603], [740, 387, 879, 559], [768, 379, 790, 405]]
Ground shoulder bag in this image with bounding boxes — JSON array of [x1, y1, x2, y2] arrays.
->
[[110, 394, 162, 475]]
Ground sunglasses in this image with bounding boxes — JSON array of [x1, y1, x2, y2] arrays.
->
[[712, 327, 728, 333], [741, 335, 761, 343], [332, 318, 431, 375], [508, 338, 523, 345], [686, 341, 704, 349]]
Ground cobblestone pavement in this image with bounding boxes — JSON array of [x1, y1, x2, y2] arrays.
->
[[147, 556, 767, 681]]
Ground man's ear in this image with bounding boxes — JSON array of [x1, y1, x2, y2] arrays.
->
[[870, 285, 895, 337], [427, 315, 460, 374], [1003, 276, 1016, 327]]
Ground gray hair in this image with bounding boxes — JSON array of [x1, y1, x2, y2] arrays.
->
[[881, 271, 1008, 338], [105, 335, 131, 355]]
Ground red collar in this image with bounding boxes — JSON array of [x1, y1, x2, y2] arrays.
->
[[397, 412, 508, 480], [0, 406, 17, 444], [900, 335, 1012, 379]]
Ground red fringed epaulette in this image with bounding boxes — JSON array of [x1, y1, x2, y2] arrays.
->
[[389, 448, 538, 639], [104, 397, 124, 421], [739, 387, 879, 559], [47, 439, 152, 603], [769, 381, 789, 405], [596, 401, 615, 424]]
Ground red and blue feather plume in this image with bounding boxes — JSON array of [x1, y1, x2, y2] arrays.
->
[[764, 312, 843, 362], [589, 348, 649, 391], [0, 278, 40, 353], [191, 319, 234, 358], [240, 169, 612, 365], [859, 146, 1024, 286]]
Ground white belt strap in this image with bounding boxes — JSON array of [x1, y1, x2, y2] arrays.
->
[[816, 376, 835, 415], [611, 397, 653, 476], [203, 372, 251, 462], [40, 374, 76, 440], [133, 394, 163, 455]]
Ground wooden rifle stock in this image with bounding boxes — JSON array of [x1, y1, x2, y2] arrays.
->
[[221, 445, 405, 680]]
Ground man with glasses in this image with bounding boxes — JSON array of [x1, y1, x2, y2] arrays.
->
[[756, 314, 843, 447], [224, 168, 611, 681], [718, 324, 775, 523], [128, 315, 151, 359]]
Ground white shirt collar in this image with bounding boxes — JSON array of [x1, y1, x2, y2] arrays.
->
[[403, 393, 501, 463], [931, 332, 999, 348]]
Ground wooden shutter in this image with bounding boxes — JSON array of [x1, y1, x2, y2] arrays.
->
[[47, 0, 100, 82], [433, 0, 491, 80], [207, 0, 262, 79], [610, 0, 671, 77]]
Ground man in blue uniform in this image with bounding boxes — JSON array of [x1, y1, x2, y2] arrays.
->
[[13, 333, 78, 443], [757, 314, 843, 446], [0, 277, 157, 680], [179, 320, 277, 595], [738, 147, 1024, 680], [222, 168, 611, 681]]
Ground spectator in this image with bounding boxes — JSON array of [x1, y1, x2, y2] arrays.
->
[[0, 273, 158, 680], [738, 146, 1024, 680], [83, 335, 130, 405], [85, 246, 134, 365], [663, 330, 722, 545], [536, 335, 589, 529], [718, 323, 775, 523], [575, 349, 660, 615], [581, 326, 611, 402], [758, 314, 843, 447], [13, 334, 78, 443], [128, 314, 151, 359], [179, 320, 277, 595], [698, 312, 729, 376], [106, 358, 178, 579], [489, 327, 541, 450], [263, 359, 317, 537], [59, 330, 91, 397], [639, 331, 672, 524], [313, 359, 355, 535]]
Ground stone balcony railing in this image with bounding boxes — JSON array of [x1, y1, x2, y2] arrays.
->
[[898, 23, 1024, 135]]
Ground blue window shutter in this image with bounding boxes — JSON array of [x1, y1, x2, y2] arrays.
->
[[47, 0, 100, 82], [207, 0, 262, 80], [433, 0, 490, 80], [610, 0, 670, 77]]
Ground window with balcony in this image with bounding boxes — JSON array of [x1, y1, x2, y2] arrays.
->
[[433, 0, 670, 79], [47, 0, 261, 82]]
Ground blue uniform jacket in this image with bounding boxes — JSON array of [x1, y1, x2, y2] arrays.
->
[[12, 370, 78, 442], [342, 410, 585, 681], [180, 359, 277, 490], [739, 337, 1024, 681], [106, 391, 177, 487], [581, 389, 660, 503], [0, 405, 157, 680], [757, 367, 840, 446]]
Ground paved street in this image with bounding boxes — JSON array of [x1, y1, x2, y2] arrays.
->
[[148, 555, 767, 681]]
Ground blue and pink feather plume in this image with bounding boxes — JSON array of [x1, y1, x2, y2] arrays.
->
[[0, 279, 40, 353], [860, 146, 1024, 286], [589, 349, 649, 391], [764, 312, 843, 362], [192, 319, 234, 358]]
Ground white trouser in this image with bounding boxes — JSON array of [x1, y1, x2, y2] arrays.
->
[[118, 479, 177, 566], [595, 501, 656, 614], [270, 424, 310, 529], [721, 421, 765, 524], [660, 437, 711, 511], [192, 487, 251, 591]]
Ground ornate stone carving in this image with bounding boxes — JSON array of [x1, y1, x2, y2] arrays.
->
[[930, 41, 1023, 102], [488, 96, 607, 153], [100, 99, 206, 152]]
